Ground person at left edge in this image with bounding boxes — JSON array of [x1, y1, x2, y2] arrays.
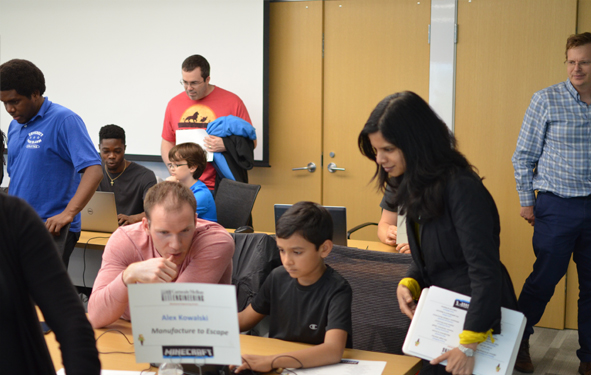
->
[[0, 137, 100, 375], [97, 124, 157, 226], [0, 59, 102, 269]]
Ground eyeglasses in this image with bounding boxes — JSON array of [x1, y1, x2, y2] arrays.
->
[[179, 79, 204, 89], [167, 163, 188, 170], [565, 60, 591, 68]]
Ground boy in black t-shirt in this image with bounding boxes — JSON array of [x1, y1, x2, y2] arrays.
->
[[233, 201, 352, 373]]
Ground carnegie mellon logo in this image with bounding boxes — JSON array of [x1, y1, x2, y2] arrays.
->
[[163, 346, 214, 358], [161, 289, 204, 302]]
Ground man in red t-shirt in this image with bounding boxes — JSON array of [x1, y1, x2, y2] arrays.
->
[[161, 54, 254, 190]]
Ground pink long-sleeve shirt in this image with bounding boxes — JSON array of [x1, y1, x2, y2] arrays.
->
[[88, 219, 234, 328]]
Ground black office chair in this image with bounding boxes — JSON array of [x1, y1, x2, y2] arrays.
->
[[215, 178, 261, 231], [231, 232, 282, 337], [231, 233, 281, 311], [326, 245, 413, 354]]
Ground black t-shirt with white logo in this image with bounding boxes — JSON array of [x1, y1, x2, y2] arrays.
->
[[251, 265, 352, 347]]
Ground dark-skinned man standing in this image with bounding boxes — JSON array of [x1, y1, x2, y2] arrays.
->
[[0, 59, 102, 268]]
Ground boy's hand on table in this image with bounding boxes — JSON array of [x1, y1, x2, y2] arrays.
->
[[231, 354, 273, 373]]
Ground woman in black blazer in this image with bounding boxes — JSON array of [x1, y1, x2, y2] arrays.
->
[[358, 91, 517, 375]]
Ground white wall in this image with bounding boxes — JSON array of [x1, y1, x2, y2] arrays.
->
[[0, 0, 265, 160]]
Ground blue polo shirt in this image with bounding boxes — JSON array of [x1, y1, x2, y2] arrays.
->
[[7, 97, 100, 232], [190, 180, 217, 222]]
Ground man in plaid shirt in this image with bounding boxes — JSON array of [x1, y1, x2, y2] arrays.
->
[[512, 32, 591, 374]]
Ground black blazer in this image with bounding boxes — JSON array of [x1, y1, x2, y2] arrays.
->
[[404, 171, 517, 333]]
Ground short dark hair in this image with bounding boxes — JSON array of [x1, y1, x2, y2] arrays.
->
[[99, 124, 126, 145], [566, 32, 591, 59], [276, 201, 333, 249], [0, 59, 46, 97], [144, 181, 197, 220], [169, 142, 207, 180], [182, 55, 210, 80]]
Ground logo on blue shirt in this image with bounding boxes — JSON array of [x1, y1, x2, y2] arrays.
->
[[26, 131, 43, 149]]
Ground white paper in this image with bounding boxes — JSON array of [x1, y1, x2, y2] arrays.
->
[[57, 370, 155, 375], [128, 283, 241, 366], [281, 359, 386, 375], [175, 129, 214, 162], [402, 286, 526, 375]]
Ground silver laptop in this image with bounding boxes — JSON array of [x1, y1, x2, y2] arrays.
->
[[274, 204, 348, 246], [81, 191, 119, 233]]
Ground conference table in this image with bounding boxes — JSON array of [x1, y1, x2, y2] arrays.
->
[[69, 232, 414, 374], [78, 230, 398, 253], [43, 314, 421, 375]]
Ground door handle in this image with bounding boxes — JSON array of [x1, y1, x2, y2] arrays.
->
[[292, 162, 316, 173], [327, 163, 345, 173]]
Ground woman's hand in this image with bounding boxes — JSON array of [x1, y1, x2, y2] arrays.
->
[[396, 242, 411, 254], [431, 344, 477, 375], [384, 225, 398, 246], [396, 284, 416, 319]]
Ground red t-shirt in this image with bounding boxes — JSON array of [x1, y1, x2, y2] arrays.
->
[[162, 86, 252, 189]]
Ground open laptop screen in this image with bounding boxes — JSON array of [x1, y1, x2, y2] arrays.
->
[[81, 191, 119, 233]]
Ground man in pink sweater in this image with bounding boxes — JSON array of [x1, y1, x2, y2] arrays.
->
[[88, 181, 234, 328]]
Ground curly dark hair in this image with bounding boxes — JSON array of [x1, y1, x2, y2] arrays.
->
[[0, 59, 46, 97], [99, 124, 126, 145], [181, 55, 210, 79]]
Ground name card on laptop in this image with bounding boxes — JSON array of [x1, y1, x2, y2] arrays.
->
[[128, 283, 241, 366]]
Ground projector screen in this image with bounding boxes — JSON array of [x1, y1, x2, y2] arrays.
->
[[0, 0, 267, 163]]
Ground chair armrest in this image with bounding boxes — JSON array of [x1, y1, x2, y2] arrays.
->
[[347, 222, 378, 239]]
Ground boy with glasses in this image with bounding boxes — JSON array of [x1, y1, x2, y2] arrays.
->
[[166, 142, 217, 222]]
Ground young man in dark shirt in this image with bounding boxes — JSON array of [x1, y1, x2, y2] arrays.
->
[[235, 201, 352, 373], [97, 124, 157, 225]]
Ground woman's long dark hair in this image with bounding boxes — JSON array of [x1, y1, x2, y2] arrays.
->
[[358, 91, 477, 222]]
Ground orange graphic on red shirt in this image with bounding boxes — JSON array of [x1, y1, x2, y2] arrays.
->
[[179, 105, 216, 129]]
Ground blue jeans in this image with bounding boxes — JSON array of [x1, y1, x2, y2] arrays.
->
[[518, 192, 591, 362]]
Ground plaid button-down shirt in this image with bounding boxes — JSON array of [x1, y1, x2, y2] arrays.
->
[[512, 79, 591, 206]]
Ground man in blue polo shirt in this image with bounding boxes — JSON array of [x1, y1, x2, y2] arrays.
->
[[0, 59, 102, 268]]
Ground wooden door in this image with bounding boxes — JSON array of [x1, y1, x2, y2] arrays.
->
[[249, 1, 324, 232], [323, 0, 431, 240], [454, 0, 577, 329]]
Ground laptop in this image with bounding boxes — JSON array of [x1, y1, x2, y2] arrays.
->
[[274, 204, 348, 246], [81, 191, 119, 233]]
